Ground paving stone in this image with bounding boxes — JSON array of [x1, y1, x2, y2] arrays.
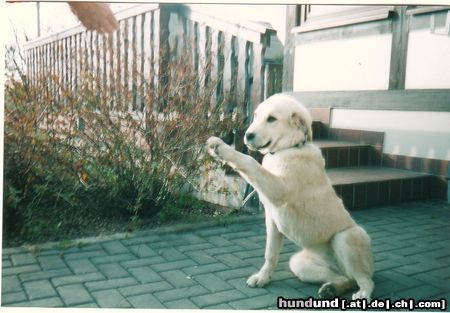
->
[[1, 291, 27, 305], [7, 296, 64, 307], [226, 277, 269, 297], [120, 256, 165, 269], [215, 266, 259, 280], [127, 293, 165, 308], [23, 280, 57, 300], [203, 245, 246, 255], [57, 284, 93, 306], [2, 264, 41, 276], [151, 259, 197, 272], [119, 281, 172, 297], [183, 250, 217, 264], [216, 253, 250, 268], [91, 253, 135, 265], [156, 246, 187, 261], [395, 285, 444, 300], [63, 250, 108, 261], [20, 268, 72, 283], [37, 255, 68, 270], [102, 241, 130, 255], [178, 233, 208, 245], [2, 275, 22, 293], [204, 235, 235, 247], [223, 230, 258, 240], [234, 249, 264, 259], [85, 277, 138, 291], [96, 263, 130, 279], [204, 303, 234, 309], [91, 289, 131, 308], [127, 244, 157, 257], [176, 243, 214, 252], [71, 302, 98, 308], [10, 253, 37, 266], [165, 298, 199, 309], [229, 293, 277, 310], [191, 289, 247, 308], [230, 238, 262, 250], [193, 273, 233, 292], [183, 262, 229, 276], [52, 272, 105, 287], [2, 260, 12, 268], [66, 259, 97, 274], [128, 266, 162, 283], [154, 285, 209, 303], [160, 269, 196, 288]]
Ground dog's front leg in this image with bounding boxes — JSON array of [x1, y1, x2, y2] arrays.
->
[[247, 213, 283, 287], [206, 137, 285, 204]]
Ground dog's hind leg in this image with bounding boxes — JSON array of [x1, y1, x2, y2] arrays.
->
[[289, 249, 356, 299], [331, 226, 374, 300]]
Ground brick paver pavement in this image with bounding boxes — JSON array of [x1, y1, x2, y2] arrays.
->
[[2, 200, 450, 309]]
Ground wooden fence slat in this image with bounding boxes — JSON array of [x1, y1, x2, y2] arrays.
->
[[251, 42, 265, 112]]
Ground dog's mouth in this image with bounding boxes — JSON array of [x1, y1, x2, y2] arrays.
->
[[256, 140, 272, 150]]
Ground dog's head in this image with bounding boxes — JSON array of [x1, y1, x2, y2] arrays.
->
[[244, 94, 313, 154]]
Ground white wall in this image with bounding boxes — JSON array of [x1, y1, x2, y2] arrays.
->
[[294, 34, 392, 91], [405, 29, 450, 89], [331, 109, 450, 160]]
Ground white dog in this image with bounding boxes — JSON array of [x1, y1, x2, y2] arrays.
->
[[207, 94, 374, 300]]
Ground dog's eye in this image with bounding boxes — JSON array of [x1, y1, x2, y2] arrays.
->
[[267, 116, 277, 123]]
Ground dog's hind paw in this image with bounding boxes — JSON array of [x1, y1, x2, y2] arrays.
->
[[318, 282, 337, 299], [246, 272, 270, 288]]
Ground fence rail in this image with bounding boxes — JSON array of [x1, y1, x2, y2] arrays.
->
[[23, 4, 282, 122]]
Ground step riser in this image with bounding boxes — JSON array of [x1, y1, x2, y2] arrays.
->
[[321, 146, 382, 168], [334, 176, 440, 210]]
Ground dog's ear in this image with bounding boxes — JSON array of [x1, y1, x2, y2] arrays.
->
[[290, 112, 313, 141]]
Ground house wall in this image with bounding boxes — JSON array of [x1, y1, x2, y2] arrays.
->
[[293, 34, 392, 91], [291, 7, 450, 164], [405, 11, 450, 89]]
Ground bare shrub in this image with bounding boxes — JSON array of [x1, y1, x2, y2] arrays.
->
[[3, 41, 243, 244]]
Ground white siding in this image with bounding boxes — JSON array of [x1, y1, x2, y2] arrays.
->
[[293, 34, 392, 91], [405, 29, 450, 89]]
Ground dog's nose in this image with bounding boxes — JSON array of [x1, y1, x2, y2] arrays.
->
[[246, 132, 255, 141]]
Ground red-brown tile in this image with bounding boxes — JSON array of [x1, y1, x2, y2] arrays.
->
[[390, 180, 402, 203], [366, 182, 380, 207], [349, 148, 359, 167], [327, 149, 338, 168], [412, 178, 424, 201], [401, 179, 413, 202], [379, 181, 390, 204], [341, 184, 354, 209], [338, 148, 349, 167], [354, 183, 367, 208]]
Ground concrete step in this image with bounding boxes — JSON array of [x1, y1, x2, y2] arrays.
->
[[327, 166, 436, 209], [314, 140, 380, 168]]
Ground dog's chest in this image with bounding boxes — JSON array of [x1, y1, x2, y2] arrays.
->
[[261, 197, 301, 244]]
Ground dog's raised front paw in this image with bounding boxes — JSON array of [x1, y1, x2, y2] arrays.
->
[[206, 136, 227, 160], [246, 272, 271, 288]]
